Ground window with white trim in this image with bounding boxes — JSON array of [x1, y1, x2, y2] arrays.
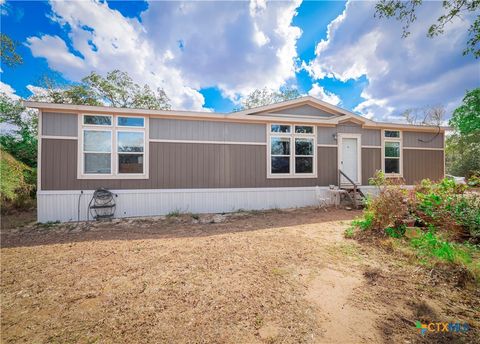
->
[[80, 114, 147, 178], [268, 124, 316, 177], [383, 130, 401, 175]]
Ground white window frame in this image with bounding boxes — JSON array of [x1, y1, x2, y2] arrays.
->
[[78, 114, 149, 179], [116, 130, 146, 175], [267, 123, 317, 179], [381, 129, 403, 176], [82, 128, 113, 176]]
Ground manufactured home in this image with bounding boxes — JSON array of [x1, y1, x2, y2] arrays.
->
[[25, 97, 445, 222]]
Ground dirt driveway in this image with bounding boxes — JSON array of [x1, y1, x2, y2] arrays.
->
[[1, 208, 478, 343]]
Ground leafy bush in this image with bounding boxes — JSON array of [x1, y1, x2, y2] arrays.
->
[[1, 149, 36, 208], [385, 225, 406, 238], [362, 187, 408, 233], [344, 227, 355, 238], [354, 176, 479, 242], [351, 209, 375, 231], [410, 229, 476, 270], [412, 178, 470, 239], [411, 230, 457, 262], [372, 187, 408, 229], [448, 194, 480, 241], [467, 174, 480, 187]]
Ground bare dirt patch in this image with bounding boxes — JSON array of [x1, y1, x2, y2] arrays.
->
[[1, 207, 479, 343]]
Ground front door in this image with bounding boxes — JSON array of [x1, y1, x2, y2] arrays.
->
[[339, 135, 361, 185]]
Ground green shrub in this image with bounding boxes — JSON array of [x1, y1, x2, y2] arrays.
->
[[385, 225, 406, 238], [368, 187, 408, 230], [449, 194, 480, 240], [166, 210, 181, 218], [467, 174, 480, 187], [1, 149, 36, 208], [351, 210, 375, 230], [411, 230, 456, 262], [412, 178, 472, 239], [344, 227, 355, 238], [355, 176, 480, 243]]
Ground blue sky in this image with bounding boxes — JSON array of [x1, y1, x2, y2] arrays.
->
[[1, 0, 478, 122]]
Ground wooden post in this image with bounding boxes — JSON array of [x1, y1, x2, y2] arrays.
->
[[353, 184, 357, 209]]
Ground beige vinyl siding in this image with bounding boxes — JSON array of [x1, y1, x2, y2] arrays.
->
[[403, 149, 444, 184], [362, 148, 381, 185], [41, 139, 337, 190], [317, 127, 337, 145], [403, 131, 444, 148], [338, 123, 381, 146], [317, 123, 381, 146], [150, 118, 266, 143], [272, 104, 335, 117], [42, 112, 78, 137]]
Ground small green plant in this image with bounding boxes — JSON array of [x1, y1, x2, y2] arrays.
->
[[166, 210, 180, 218], [351, 210, 375, 230], [385, 225, 406, 238], [344, 227, 355, 238], [411, 229, 457, 263], [190, 213, 200, 220], [1, 149, 36, 209], [467, 174, 480, 187], [449, 194, 480, 240], [38, 220, 60, 229], [369, 170, 389, 187]]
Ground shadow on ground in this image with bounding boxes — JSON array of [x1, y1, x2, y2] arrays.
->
[[1, 207, 361, 249]]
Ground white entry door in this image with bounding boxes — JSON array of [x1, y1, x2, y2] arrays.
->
[[339, 135, 361, 185]]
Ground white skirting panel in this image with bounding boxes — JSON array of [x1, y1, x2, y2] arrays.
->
[[37, 187, 340, 223]]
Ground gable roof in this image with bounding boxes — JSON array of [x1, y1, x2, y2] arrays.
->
[[230, 96, 376, 125]]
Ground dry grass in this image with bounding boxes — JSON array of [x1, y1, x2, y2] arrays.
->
[[1, 208, 355, 343], [1, 207, 479, 344]]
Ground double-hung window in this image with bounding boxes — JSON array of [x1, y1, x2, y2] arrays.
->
[[268, 124, 316, 178], [383, 130, 402, 175], [80, 114, 147, 179]]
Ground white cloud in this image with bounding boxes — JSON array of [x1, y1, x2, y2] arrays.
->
[[25, 0, 302, 110], [0, 80, 20, 100], [26, 35, 86, 76], [308, 83, 341, 106], [141, 0, 302, 100], [26, 84, 52, 100], [307, 1, 479, 122]]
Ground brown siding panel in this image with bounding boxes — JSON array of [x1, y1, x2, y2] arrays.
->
[[403, 150, 444, 184], [317, 147, 338, 186], [403, 131, 444, 148], [362, 148, 381, 185], [42, 139, 337, 190]]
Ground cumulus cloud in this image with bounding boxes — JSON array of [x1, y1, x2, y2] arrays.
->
[[140, 0, 301, 100], [308, 83, 341, 106], [0, 80, 20, 100], [26, 35, 86, 76], [306, 1, 479, 122], [25, 0, 302, 110]]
